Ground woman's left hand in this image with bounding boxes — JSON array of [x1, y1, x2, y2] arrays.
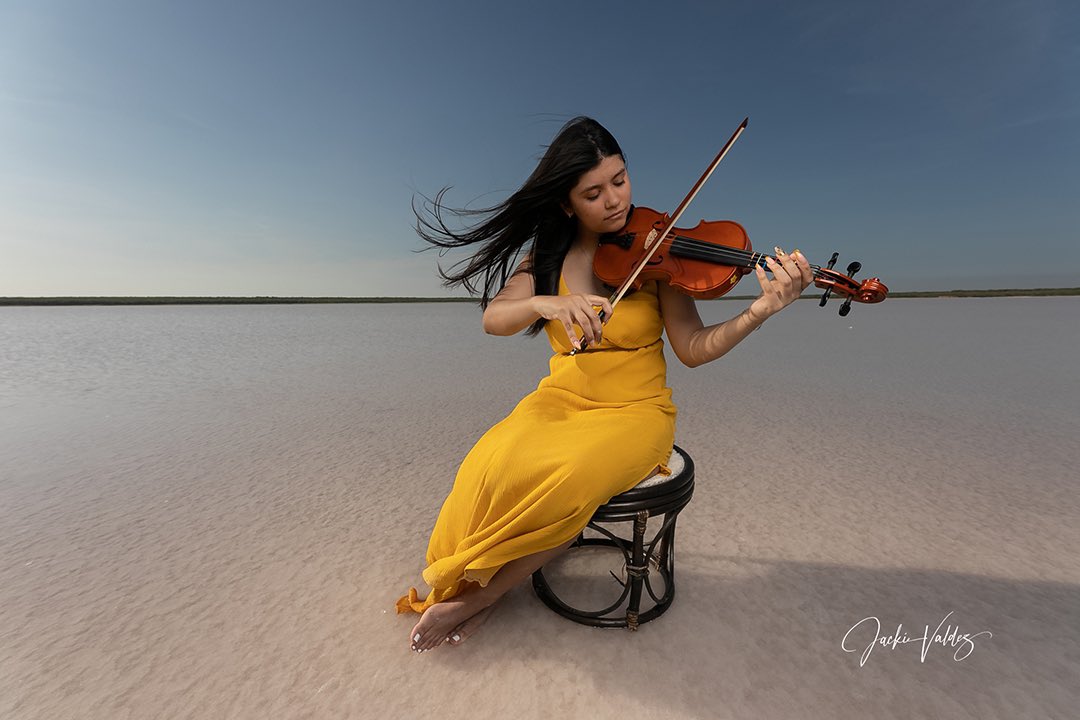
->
[[747, 247, 814, 322]]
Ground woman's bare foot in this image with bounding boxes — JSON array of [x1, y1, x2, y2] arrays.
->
[[409, 594, 487, 653], [446, 602, 497, 646], [407, 539, 575, 654]]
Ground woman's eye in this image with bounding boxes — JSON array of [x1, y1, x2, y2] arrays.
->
[[586, 194, 600, 201]]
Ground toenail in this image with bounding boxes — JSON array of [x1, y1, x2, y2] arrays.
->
[[452, 633, 461, 641], [413, 633, 421, 642]]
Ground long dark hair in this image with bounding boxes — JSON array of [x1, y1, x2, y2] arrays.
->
[[414, 116, 624, 336]]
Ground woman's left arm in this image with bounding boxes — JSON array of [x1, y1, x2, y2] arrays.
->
[[658, 249, 813, 368]]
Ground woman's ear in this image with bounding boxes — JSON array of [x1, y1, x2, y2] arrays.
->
[[560, 201, 573, 219]]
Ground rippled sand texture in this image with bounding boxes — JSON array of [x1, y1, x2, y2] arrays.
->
[[1, 298, 1077, 719]]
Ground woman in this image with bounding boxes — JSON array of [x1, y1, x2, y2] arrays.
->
[[397, 117, 811, 653]]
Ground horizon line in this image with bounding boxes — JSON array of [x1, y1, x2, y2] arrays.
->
[[2, 287, 1079, 306]]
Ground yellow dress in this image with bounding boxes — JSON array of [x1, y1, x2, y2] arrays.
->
[[395, 274, 677, 614]]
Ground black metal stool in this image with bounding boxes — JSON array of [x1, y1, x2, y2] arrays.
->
[[531, 445, 694, 630]]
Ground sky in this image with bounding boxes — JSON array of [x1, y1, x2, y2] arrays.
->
[[1, 0, 1077, 296]]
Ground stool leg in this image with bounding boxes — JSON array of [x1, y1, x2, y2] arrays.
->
[[625, 509, 649, 631], [656, 512, 673, 569]]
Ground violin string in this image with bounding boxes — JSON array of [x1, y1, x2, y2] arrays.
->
[[671, 235, 735, 259], [672, 235, 769, 266], [670, 235, 825, 277], [674, 235, 771, 266]]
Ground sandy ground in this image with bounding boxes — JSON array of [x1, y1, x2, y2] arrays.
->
[[1, 298, 1077, 719]]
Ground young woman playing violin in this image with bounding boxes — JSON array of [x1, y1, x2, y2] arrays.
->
[[397, 117, 812, 653]]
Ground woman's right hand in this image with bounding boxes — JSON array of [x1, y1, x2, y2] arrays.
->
[[531, 294, 613, 349]]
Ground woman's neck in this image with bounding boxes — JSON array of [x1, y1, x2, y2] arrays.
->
[[573, 227, 600, 253]]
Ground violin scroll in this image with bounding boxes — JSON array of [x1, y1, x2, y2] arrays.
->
[[812, 252, 888, 316]]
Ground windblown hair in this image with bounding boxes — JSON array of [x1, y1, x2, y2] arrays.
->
[[414, 116, 624, 336]]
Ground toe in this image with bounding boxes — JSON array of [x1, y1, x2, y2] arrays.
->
[[445, 604, 493, 647], [422, 628, 443, 651]]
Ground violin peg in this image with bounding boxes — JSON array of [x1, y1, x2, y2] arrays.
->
[[838, 261, 860, 314], [819, 253, 839, 307]]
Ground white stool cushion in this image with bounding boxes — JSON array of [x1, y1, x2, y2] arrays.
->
[[630, 447, 686, 490]]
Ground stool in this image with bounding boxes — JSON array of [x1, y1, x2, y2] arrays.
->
[[531, 445, 694, 630]]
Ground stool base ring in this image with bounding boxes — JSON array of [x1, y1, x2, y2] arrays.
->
[[531, 445, 694, 631]]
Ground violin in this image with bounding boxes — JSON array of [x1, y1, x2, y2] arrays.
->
[[595, 205, 889, 315], [570, 117, 887, 356]]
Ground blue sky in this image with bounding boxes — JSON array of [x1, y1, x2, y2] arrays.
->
[[1, 0, 1077, 296]]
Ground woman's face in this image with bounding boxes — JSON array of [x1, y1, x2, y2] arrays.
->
[[564, 154, 631, 235]]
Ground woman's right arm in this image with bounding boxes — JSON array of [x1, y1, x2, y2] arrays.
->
[[482, 262, 540, 336], [482, 255, 612, 347]]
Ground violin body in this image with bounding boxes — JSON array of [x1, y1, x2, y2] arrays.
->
[[596, 206, 754, 299]]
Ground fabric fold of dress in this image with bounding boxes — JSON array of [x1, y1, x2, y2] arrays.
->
[[396, 275, 676, 615]]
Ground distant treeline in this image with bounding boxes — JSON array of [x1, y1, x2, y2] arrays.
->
[[0, 296, 474, 306], [2, 288, 1078, 306], [882, 287, 1080, 298]]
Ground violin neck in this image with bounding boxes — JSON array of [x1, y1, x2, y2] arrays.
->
[[669, 235, 824, 276]]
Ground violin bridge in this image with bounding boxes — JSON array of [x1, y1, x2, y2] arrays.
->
[[644, 228, 660, 250]]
